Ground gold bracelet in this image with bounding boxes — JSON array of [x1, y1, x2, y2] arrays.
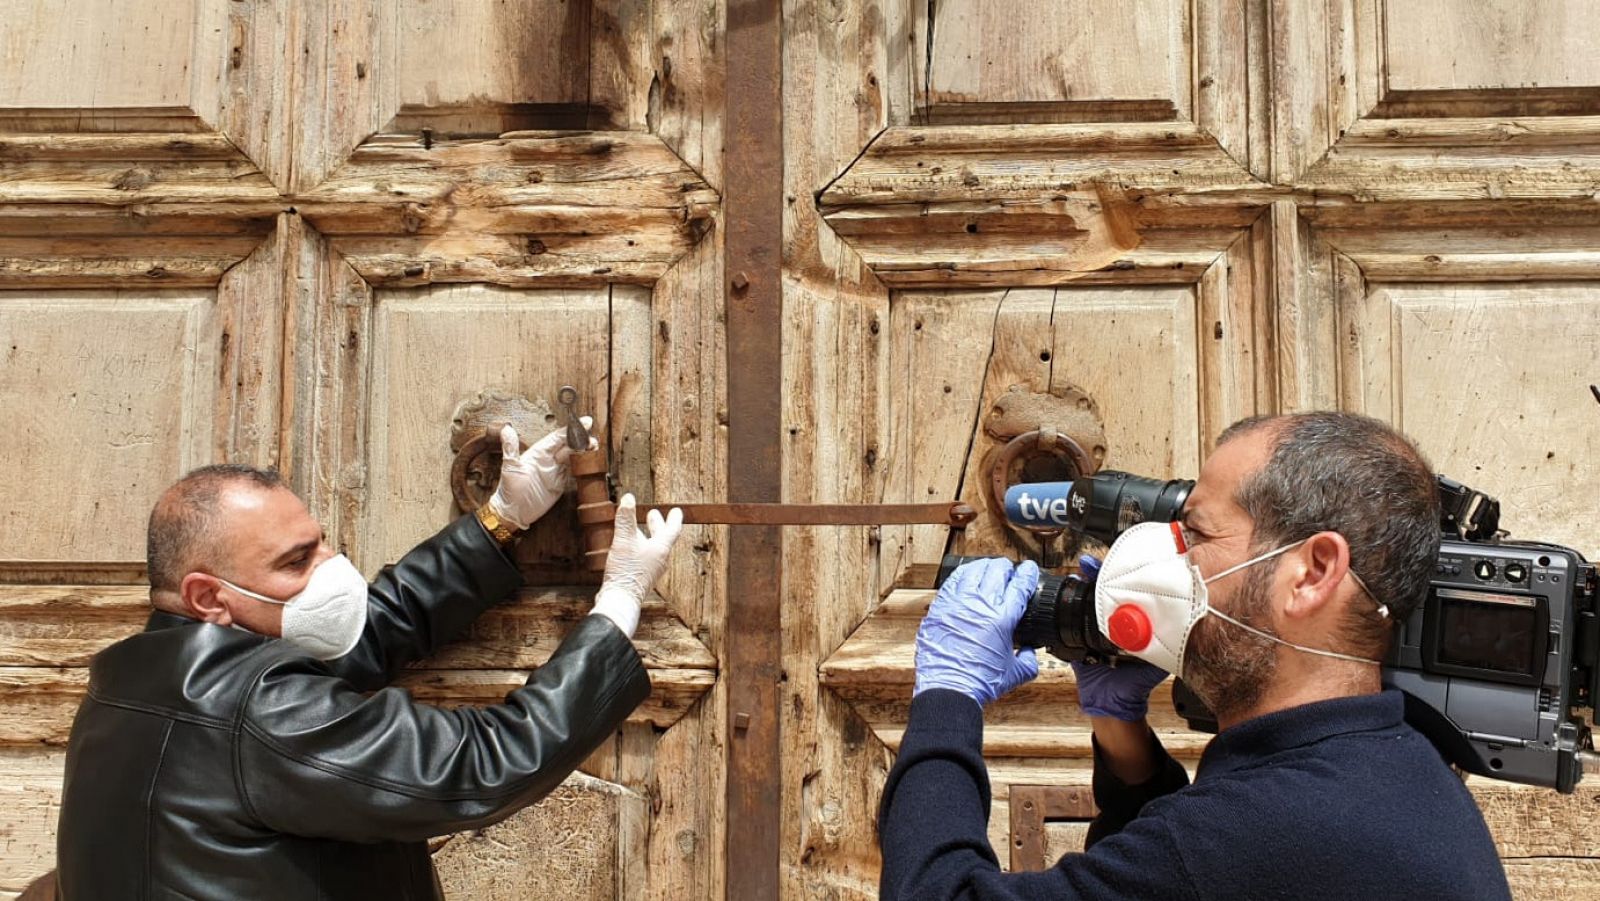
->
[[475, 503, 522, 547]]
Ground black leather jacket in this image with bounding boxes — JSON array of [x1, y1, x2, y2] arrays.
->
[[55, 515, 650, 900]]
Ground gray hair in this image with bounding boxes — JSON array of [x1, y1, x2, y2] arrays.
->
[[1218, 412, 1440, 657]]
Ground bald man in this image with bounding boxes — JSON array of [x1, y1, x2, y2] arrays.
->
[[55, 425, 683, 900]]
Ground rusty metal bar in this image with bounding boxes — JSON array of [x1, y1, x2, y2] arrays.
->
[[724, 0, 783, 896], [641, 502, 976, 527]]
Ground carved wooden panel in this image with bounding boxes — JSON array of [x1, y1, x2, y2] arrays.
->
[[830, 223, 1269, 762], [868, 218, 1265, 577], [430, 773, 647, 899], [871, 284, 1204, 575], [1343, 281, 1600, 551], [300, 133, 716, 289], [0, 1, 723, 896], [364, 284, 613, 566], [0, 291, 215, 563], [395, 0, 592, 133], [911, 0, 1264, 174], [818, 125, 1261, 287], [1384, 1, 1600, 94], [1285, 213, 1600, 558], [0, 749, 63, 897], [923, 0, 1185, 113], [0, 0, 227, 130], [1281, 0, 1600, 182]]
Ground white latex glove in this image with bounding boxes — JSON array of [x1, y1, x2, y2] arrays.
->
[[488, 418, 596, 530], [592, 494, 683, 639]]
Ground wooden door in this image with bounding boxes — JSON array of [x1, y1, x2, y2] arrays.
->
[[6, 2, 1600, 899], [0, 2, 727, 898], [785, 1, 1600, 898]]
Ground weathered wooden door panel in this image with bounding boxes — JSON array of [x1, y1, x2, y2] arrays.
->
[[0, 1, 723, 899], [8, 0, 1600, 897], [910, 0, 1263, 175], [1287, 0, 1600, 186], [1342, 278, 1600, 549], [787, 0, 1600, 899], [360, 284, 621, 567], [0, 0, 229, 130], [1, 291, 220, 560]]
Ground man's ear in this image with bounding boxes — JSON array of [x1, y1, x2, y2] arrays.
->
[[179, 572, 233, 626], [1283, 531, 1351, 621]]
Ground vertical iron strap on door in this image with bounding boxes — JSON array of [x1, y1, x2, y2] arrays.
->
[[725, 0, 783, 898]]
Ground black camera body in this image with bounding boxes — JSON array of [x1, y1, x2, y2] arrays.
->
[[939, 471, 1600, 791], [1387, 538, 1597, 790]]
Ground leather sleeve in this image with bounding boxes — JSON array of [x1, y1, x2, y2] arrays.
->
[[237, 614, 650, 843], [326, 514, 524, 691]]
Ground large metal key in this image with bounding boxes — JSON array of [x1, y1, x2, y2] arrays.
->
[[558, 385, 590, 451]]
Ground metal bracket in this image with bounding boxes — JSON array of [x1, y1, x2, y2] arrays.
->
[[983, 384, 1107, 563], [1008, 785, 1098, 871], [447, 391, 552, 514]]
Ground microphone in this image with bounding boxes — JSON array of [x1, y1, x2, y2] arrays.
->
[[1003, 481, 1079, 529], [1002, 473, 1194, 545]]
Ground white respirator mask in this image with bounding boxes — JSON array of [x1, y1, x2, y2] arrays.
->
[[219, 554, 369, 660], [1092, 521, 1386, 677]]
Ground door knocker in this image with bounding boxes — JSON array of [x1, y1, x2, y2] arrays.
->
[[982, 384, 1107, 564]]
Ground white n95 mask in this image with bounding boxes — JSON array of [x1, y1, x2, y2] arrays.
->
[[220, 554, 369, 660], [1092, 521, 1383, 677]]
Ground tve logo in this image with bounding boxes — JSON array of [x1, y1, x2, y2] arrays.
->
[[1003, 482, 1076, 527]]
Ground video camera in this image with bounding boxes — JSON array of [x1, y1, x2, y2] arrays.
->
[[935, 471, 1600, 792]]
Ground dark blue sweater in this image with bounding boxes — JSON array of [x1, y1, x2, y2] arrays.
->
[[879, 689, 1512, 900]]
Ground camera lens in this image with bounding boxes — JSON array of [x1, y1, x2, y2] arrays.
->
[[1013, 572, 1120, 662], [933, 555, 1121, 664], [1013, 573, 1068, 651]]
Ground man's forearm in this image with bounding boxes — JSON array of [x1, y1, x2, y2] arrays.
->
[[1085, 720, 1189, 848], [328, 515, 524, 689], [242, 615, 649, 842], [1090, 717, 1159, 784], [878, 689, 1003, 900]]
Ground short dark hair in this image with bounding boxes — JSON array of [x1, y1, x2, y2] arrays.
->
[[1218, 412, 1440, 657], [147, 464, 285, 592]]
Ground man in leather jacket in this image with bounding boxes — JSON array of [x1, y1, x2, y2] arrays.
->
[[55, 422, 683, 899]]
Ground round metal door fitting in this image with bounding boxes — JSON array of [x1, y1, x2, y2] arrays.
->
[[448, 390, 554, 513], [986, 426, 1097, 528], [981, 383, 1108, 559]]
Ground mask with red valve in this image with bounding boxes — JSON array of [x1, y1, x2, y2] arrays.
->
[[1092, 521, 1385, 677]]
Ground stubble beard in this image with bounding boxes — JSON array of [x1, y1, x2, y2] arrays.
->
[[1182, 561, 1278, 723]]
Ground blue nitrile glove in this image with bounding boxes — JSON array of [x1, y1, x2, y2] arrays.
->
[[913, 557, 1041, 706], [1068, 553, 1170, 721]]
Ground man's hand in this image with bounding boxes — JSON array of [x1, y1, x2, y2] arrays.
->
[[488, 420, 597, 530], [1068, 554, 1169, 720], [591, 494, 683, 639], [913, 557, 1040, 706], [1067, 553, 1169, 784], [1071, 657, 1170, 720]]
